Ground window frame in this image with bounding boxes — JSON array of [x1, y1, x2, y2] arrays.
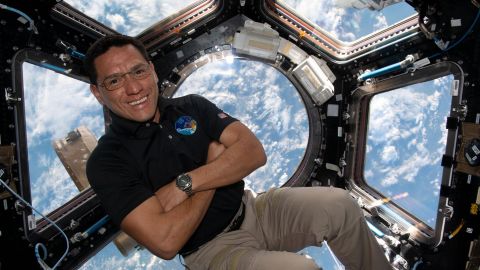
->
[[345, 61, 464, 247], [262, 0, 420, 62], [11, 49, 111, 247]]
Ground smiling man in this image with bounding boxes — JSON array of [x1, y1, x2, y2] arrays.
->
[[85, 35, 391, 270]]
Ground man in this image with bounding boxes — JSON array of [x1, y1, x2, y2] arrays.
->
[[85, 35, 391, 270]]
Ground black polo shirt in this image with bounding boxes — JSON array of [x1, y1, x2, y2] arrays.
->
[[86, 94, 244, 254]]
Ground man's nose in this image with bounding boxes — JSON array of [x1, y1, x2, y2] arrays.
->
[[123, 74, 142, 95]]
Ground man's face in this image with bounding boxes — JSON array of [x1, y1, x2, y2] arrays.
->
[[90, 45, 159, 122]]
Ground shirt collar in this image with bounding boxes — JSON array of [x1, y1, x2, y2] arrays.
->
[[109, 96, 168, 138]]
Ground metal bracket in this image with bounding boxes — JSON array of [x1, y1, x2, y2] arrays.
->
[[453, 100, 467, 120], [439, 204, 454, 219], [4, 87, 21, 103]]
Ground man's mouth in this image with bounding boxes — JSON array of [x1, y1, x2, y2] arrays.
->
[[128, 96, 148, 106]]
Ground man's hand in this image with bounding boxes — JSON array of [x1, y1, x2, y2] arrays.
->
[[154, 181, 188, 212], [154, 141, 226, 211]]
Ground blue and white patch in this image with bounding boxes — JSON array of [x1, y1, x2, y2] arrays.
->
[[175, 116, 197, 135]]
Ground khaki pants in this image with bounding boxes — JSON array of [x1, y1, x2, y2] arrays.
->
[[184, 187, 391, 270]]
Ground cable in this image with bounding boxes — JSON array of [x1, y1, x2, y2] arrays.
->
[[358, 55, 416, 82], [72, 216, 110, 243], [0, 169, 69, 270], [448, 219, 465, 239], [0, 4, 38, 34]]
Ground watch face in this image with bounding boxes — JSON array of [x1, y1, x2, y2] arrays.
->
[[177, 174, 192, 189]]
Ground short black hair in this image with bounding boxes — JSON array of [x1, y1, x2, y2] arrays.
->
[[84, 35, 150, 85]]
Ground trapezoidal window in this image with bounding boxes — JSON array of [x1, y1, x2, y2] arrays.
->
[[278, 0, 417, 43], [364, 74, 454, 228], [22, 62, 104, 217], [64, 0, 200, 36]]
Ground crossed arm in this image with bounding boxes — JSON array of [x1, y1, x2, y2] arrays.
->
[[120, 121, 266, 259]]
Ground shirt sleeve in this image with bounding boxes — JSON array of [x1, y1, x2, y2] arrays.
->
[[86, 142, 153, 226], [188, 94, 238, 140]]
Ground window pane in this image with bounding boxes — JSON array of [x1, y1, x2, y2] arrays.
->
[[65, 0, 199, 36], [365, 75, 454, 227], [23, 62, 104, 216], [175, 58, 309, 192], [279, 0, 416, 42]]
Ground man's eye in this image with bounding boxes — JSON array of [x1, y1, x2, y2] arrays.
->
[[106, 77, 121, 87], [134, 68, 147, 76]]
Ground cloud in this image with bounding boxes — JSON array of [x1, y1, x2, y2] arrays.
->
[[366, 144, 372, 153], [31, 156, 77, 214], [368, 86, 431, 144], [364, 169, 373, 179], [426, 90, 441, 111], [373, 13, 388, 31], [437, 121, 448, 154], [38, 153, 50, 167], [376, 124, 433, 187], [430, 177, 441, 196], [380, 145, 398, 163], [106, 13, 126, 30]]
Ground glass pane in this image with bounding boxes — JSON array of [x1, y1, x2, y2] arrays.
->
[[365, 75, 454, 228], [23, 63, 104, 216], [175, 58, 309, 192], [279, 0, 416, 42], [65, 0, 199, 36]]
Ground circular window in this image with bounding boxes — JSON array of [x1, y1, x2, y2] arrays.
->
[[174, 58, 309, 192]]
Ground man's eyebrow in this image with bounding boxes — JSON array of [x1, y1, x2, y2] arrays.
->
[[103, 63, 147, 80]]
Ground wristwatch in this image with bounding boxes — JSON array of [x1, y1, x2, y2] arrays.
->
[[175, 173, 193, 197]]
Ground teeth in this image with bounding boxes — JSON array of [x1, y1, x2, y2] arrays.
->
[[129, 96, 147, 106]]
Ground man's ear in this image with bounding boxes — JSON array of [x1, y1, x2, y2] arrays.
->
[[90, 84, 104, 105]]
